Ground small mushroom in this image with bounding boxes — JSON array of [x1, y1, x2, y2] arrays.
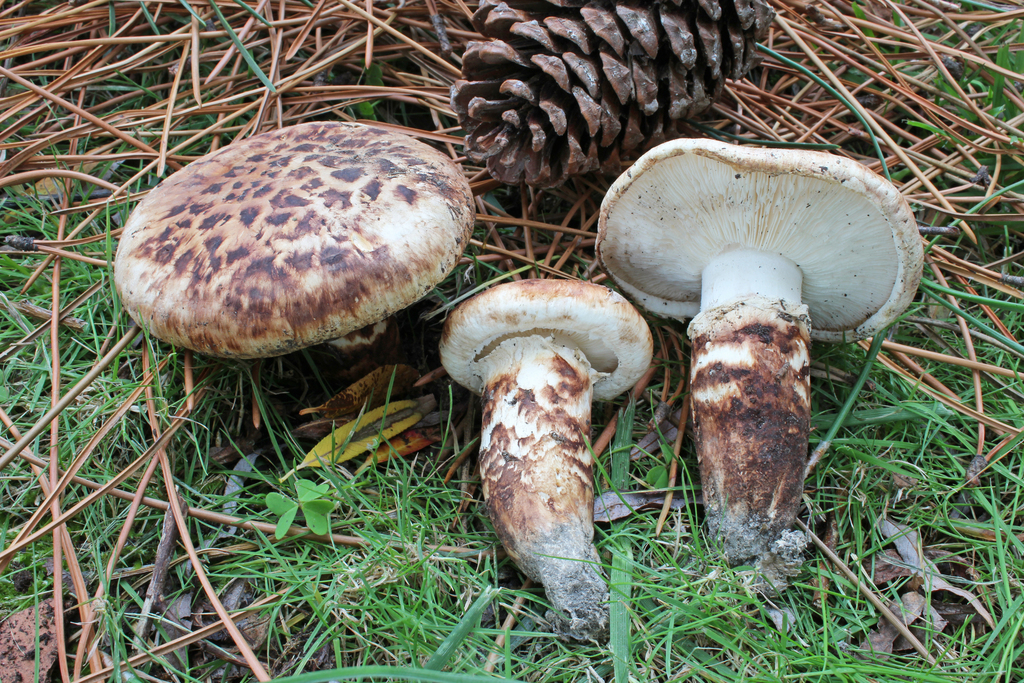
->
[[439, 279, 652, 642], [598, 139, 923, 579], [114, 122, 474, 359]]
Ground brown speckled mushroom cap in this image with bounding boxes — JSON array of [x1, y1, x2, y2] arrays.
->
[[598, 139, 923, 342], [114, 122, 475, 359], [439, 279, 653, 401]]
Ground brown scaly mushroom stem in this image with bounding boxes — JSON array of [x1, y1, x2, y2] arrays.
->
[[598, 140, 924, 585], [689, 296, 811, 570], [440, 280, 653, 642], [477, 335, 605, 642]]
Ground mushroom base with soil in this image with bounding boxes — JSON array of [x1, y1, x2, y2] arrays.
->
[[478, 334, 608, 643]]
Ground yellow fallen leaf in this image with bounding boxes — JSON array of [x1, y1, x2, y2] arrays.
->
[[357, 426, 442, 472], [299, 399, 422, 470], [299, 364, 420, 418]]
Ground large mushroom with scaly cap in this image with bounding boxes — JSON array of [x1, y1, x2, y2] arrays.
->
[[440, 279, 653, 642], [598, 139, 923, 585], [114, 122, 475, 359]]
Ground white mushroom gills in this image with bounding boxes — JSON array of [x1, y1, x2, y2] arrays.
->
[[476, 334, 609, 643]]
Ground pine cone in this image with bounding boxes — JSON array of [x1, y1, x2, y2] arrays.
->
[[451, 0, 774, 188]]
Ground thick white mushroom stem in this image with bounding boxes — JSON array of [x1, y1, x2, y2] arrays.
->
[[477, 334, 608, 643], [689, 250, 812, 573]]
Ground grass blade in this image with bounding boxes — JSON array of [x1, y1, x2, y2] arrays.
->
[[271, 667, 523, 683], [610, 396, 635, 491], [423, 586, 500, 671], [206, 0, 277, 93], [609, 545, 633, 683]]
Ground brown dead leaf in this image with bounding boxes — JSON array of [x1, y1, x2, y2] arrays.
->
[[300, 364, 420, 418], [292, 416, 340, 442], [872, 548, 913, 584], [361, 426, 442, 468], [891, 592, 951, 653], [898, 591, 928, 625], [7, 161, 109, 198], [629, 408, 682, 461], [0, 598, 59, 682], [295, 396, 436, 473], [929, 604, 949, 634], [862, 593, 928, 658], [879, 518, 994, 628], [238, 612, 271, 649], [932, 600, 978, 628], [812, 515, 839, 606], [593, 489, 698, 523], [155, 592, 192, 672], [925, 548, 982, 583], [864, 619, 899, 658], [295, 395, 437, 444], [12, 301, 88, 332], [892, 473, 919, 489]]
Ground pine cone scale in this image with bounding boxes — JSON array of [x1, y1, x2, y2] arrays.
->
[[544, 16, 595, 52], [538, 93, 569, 135], [632, 58, 659, 115], [563, 52, 602, 98], [599, 94, 621, 146], [512, 20, 558, 51], [571, 85, 603, 135], [500, 79, 539, 103], [697, 0, 723, 21], [599, 51, 634, 105], [660, 9, 698, 68], [532, 53, 573, 91], [615, 5, 660, 59], [581, 5, 626, 57], [696, 13, 723, 80]]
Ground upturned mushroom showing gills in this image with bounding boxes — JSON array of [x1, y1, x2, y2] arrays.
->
[[440, 279, 653, 642], [114, 122, 474, 359], [598, 139, 923, 581]]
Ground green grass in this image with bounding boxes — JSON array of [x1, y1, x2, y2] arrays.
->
[[7, 264, 1021, 681], [2, 1, 1024, 681]]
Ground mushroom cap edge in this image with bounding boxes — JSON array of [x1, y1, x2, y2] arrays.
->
[[439, 279, 654, 401]]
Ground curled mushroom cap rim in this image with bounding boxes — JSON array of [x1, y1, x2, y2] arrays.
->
[[597, 138, 924, 341], [439, 279, 654, 401], [114, 121, 475, 359]]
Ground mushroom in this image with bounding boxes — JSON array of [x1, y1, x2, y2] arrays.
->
[[597, 139, 923, 579], [114, 122, 475, 359], [439, 279, 652, 642]]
